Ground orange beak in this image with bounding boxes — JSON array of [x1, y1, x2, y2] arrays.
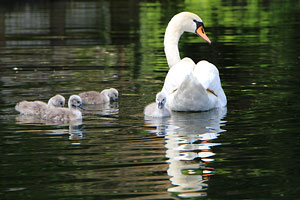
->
[[196, 26, 211, 44]]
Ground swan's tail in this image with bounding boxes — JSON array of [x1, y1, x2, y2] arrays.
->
[[167, 73, 217, 111]]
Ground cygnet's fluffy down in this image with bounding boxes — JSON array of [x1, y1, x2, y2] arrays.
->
[[144, 91, 171, 118], [15, 94, 65, 116], [78, 88, 118, 105], [46, 95, 85, 122]]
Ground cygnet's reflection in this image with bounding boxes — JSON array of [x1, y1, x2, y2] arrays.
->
[[144, 107, 227, 198], [68, 123, 84, 141], [15, 115, 84, 143], [83, 102, 119, 116]]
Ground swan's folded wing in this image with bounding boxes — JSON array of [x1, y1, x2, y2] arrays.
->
[[194, 61, 220, 90], [194, 61, 227, 107], [162, 58, 194, 95]]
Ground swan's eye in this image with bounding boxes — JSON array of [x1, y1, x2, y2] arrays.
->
[[193, 19, 205, 29]]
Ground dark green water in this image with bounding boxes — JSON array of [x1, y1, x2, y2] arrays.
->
[[1, 0, 300, 199]]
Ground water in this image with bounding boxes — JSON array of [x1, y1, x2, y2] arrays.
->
[[1, 0, 300, 199]]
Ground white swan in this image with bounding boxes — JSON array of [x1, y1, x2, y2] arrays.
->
[[15, 94, 65, 116], [144, 91, 171, 118], [46, 95, 85, 122], [78, 88, 118, 105], [162, 12, 226, 111]]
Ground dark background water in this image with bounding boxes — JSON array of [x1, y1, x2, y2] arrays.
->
[[1, 0, 300, 199]]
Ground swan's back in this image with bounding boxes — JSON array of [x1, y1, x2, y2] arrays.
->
[[15, 94, 65, 116], [79, 88, 118, 104], [79, 91, 105, 104], [15, 100, 47, 115]]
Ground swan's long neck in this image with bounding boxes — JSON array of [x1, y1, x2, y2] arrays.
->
[[164, 21, 184, 68], [47, 98, 55, 107]]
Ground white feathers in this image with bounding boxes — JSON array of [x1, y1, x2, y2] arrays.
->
[[162, 12, 227, 111]]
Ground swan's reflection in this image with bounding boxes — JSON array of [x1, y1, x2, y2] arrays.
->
[[145, 107, 227, 198], [15, 115, 84, 143]]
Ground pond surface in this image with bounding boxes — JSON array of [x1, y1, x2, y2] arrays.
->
[[1, 0, 300, 199]]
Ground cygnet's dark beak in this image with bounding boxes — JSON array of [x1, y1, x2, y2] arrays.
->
[[79, 104, 86, 110], [158, 102, 163, 109], [113, 97, 118, 101]]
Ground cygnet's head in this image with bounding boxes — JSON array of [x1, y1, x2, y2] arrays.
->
[[48, 94, 65, 107], [168, 12, 211, 44], [68, 95, 85, 110], [102, 88, 119, 101], [156, 92, 167, 109]]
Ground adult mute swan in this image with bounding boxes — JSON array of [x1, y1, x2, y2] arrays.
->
[[162, 12, 226, 111]]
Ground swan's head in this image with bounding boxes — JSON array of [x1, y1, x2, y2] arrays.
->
[[168, 12, 211, 44], [48, 94, 65, 107], [156, 92, 167, 109], [102, 88, 119, 101], [68, 95, 85, 110], [108, 88, 119, 101]]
